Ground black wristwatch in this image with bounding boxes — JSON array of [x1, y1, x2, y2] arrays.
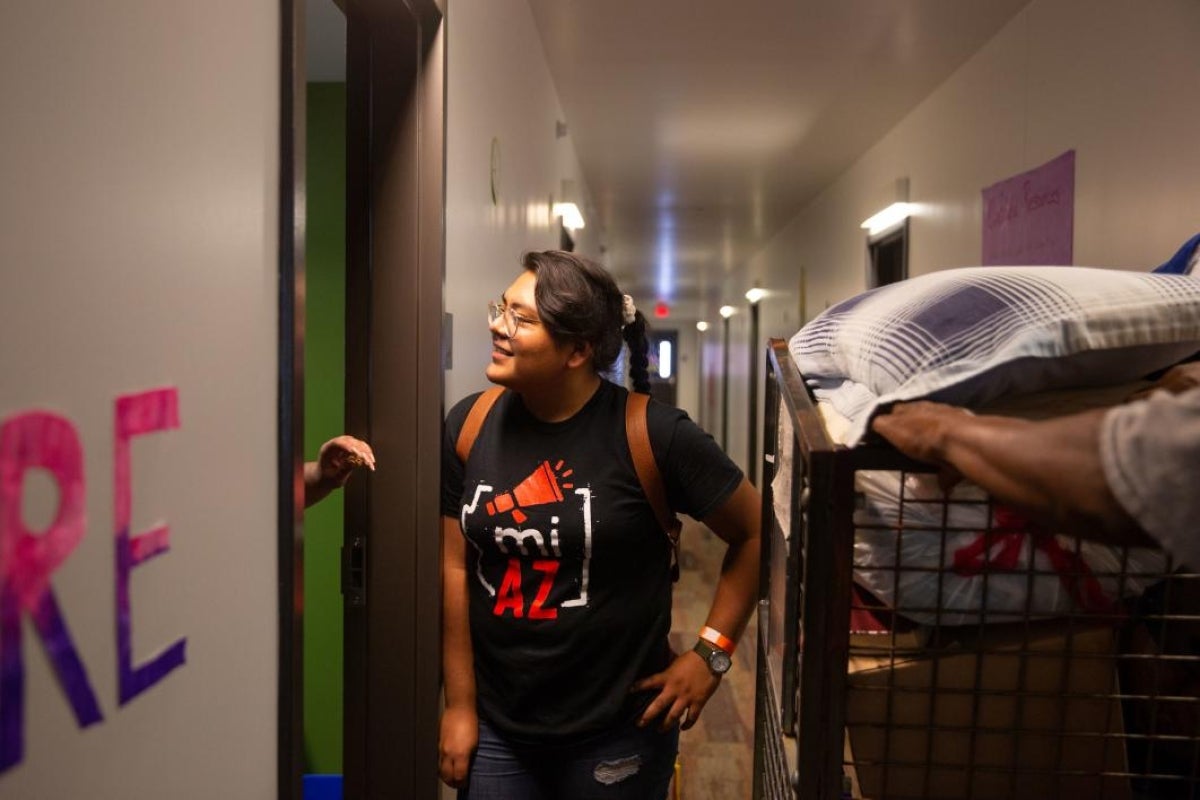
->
[[693, 639, 732, 676]]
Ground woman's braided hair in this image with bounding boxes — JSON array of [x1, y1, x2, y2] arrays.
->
[[522, 250, 651, 394]]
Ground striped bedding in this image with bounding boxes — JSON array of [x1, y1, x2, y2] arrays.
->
[[790, 266, 1200, 445]]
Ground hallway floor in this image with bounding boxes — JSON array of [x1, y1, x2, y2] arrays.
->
[[670, 518, 758, 800]]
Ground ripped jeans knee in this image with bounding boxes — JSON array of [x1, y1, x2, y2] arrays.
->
[[462, 717, 679, 800], [593, 753, 644, 786]]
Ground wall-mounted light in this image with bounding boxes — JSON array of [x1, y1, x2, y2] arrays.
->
[[658, 340, 672, 379], [744, 287, 767, 305], [719, 305, 736, 318], [696, 321, 710, 332], [552, 202, 585, 231], [861, 203, 912, 236], [861, 177, 911, 236]]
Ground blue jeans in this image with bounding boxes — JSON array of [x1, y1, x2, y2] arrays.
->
[[460, 716, 679, 800]]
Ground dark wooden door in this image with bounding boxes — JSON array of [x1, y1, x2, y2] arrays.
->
[[342, 1, 445, 797]]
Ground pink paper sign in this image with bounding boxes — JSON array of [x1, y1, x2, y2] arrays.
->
[[982, 150, 1075, 266]]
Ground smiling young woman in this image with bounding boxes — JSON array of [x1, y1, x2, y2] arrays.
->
[[439, 250, 760, 800], [481, 269, 596, 418]]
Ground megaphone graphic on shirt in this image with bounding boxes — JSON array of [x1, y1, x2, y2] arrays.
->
[[486, 460, 574, 524]]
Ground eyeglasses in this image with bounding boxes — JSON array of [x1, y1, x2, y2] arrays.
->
[[487, 300, 541, 338]]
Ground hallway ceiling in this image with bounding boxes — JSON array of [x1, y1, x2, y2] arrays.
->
[[528, 0, 1031, 316]]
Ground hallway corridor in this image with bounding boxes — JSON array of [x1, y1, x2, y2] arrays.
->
[[671, 518, 759, 800]]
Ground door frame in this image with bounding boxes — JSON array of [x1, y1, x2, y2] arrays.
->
[[342, 1, 446, 797], [280, 0, 446, 797], [279, 0, 306, 797]]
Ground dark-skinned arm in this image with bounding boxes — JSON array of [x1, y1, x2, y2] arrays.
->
[[439, 515, 477, 789], [870, 402, 1155, 548]]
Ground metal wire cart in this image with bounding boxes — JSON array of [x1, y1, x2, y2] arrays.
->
[[753, 338, 1200, 799]]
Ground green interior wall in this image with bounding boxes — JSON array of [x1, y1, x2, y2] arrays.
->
[[304, 81, 346, 775]]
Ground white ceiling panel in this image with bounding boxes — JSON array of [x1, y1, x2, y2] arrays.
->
[[528, 0, 1032, 311]]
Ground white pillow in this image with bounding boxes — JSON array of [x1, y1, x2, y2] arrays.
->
[[790, 266, 1200, 444]]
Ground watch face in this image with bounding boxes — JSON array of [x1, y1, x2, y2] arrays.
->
[[710, 650, 733, 674]]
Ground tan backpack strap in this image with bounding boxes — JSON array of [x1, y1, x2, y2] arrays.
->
[[626, 392, 683, 580], [455, 387, 505, 463]]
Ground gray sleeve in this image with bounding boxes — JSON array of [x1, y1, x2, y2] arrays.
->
[[1100, 386, 1200, 569]]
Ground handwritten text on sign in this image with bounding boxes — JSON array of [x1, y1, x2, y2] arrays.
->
[[982, 150, 1075, 266]]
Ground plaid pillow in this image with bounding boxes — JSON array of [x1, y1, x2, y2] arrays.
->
[[790, 266, 1200, 444]]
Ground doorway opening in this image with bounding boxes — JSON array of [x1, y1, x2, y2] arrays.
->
[[647, 329, 679, 407], [302, 0, 347, 782], [292, 1, 447, 798], [867, 220, 909, 288]]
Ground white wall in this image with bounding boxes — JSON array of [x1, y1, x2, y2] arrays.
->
[[673, 325, 702, 424], [0, 2, 280, 797], [717, 0, 1200, 473], [444, 0, 600, 406]]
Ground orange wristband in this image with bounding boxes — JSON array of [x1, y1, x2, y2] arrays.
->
[[699, 625, 735, 654]]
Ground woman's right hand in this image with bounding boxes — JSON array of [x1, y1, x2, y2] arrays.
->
[[438, 705, 478, 789]]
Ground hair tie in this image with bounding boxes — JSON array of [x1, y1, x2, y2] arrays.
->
[[621, 294, 637, 326]]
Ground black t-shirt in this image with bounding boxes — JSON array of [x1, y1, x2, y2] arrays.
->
[[441, 379, 742, 742]]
